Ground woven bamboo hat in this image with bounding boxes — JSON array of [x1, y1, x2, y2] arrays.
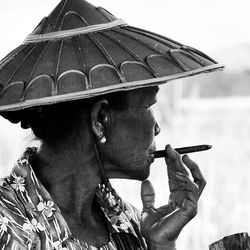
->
[[0, 0, 223, 112]]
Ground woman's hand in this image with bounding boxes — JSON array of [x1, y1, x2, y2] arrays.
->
[[140, 145, 206, 250]]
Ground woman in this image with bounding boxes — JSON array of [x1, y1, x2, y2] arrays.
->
[[0, 86, 204, 250], [0, 0, 222, 249]]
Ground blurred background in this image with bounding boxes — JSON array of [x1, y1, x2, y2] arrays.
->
[[0, 0, 250, 249]]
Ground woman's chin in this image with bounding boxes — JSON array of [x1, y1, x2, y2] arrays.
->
[[105, 157, 152, 180], [135, 163, 151, 181], [131, 158, 153, 180]]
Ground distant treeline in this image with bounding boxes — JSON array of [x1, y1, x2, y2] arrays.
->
[[183, 69, 250, 97]]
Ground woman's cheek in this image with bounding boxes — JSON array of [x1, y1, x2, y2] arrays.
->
[[140, 119, 155, 144]]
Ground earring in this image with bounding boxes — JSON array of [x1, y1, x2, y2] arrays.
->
[[99, 136, 106, 144], [103, 116, 108, 123], [97, 131, 106, 144]]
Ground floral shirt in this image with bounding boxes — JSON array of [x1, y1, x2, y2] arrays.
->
[[0, 148, 145, 250]]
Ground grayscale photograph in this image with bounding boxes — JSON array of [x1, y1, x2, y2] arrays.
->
[[0, 0, 249, 249]]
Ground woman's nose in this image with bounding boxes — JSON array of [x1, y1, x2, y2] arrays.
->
[[154, 122, 161, 136]]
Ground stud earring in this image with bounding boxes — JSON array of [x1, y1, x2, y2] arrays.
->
[[99, 136, 106, 144], [103, 116, 108, 123]]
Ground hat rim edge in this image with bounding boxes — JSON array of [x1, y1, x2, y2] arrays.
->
[[0, 63, 224, 113]]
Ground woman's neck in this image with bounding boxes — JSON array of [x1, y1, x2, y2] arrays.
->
[[31, 136, 103, 222]]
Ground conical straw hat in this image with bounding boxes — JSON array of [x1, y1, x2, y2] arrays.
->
[[0, 0, 224, 112]]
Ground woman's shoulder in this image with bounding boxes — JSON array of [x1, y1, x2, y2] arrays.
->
[[0, 177, 36, 248], [0, 177, 26, 213]]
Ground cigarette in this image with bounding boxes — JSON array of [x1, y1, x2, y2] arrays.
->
[[152, 144, 212, 158]]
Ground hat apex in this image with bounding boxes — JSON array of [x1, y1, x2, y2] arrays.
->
[[31, 0, 117, 36]]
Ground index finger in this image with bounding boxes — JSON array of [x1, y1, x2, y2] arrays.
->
[[165, 145, 189, 176], [182, 155, 206, 195]]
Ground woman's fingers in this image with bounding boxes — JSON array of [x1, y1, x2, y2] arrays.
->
[[180, 192, 199, 219], [175, 173, 199, 193], [165, 145, 189, 176], [165, 145, 189, 193], [182, 155, 206, 195], [141, 180, 157, 219], [174, 174, 199, 219]]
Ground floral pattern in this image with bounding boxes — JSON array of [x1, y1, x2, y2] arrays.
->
[[37, 200, 56, 218], [10, 173, 25, 192], [0, 215, 9, 233], [0, 148, 143, 250], [23, 218, 45, 232], [0, 179, 5, 186]]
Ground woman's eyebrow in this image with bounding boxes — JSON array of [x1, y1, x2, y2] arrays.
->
[[149, 87, 159, 100], [155, 86, 159, 94], [149, 95, 158, 105], [151, 86, 159, 95], [153, 87, 159, 99]]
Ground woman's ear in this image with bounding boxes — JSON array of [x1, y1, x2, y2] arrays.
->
[[91, 99, 109, 143]]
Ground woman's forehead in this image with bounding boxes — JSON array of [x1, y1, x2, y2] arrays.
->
[[127, 86, 159, 106]]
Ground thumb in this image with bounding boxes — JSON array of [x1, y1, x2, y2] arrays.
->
[[141, 180, 155, 211]]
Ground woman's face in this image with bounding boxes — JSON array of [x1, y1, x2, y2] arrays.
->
[[102, 87, 160, 181]]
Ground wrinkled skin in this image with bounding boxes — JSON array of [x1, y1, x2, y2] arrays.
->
[[95, 87, 206, 249], [98, 87, 160, 180]]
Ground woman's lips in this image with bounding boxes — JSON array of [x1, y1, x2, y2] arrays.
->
[[147, 145, 156, 163], [148, 147, 156, 156], [148, 153, 155, 164]]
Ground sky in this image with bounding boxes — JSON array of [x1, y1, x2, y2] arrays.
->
[[0, 0, 249, 61]]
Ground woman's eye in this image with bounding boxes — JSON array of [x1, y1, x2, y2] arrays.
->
[[145, 103, 155, 109], [143, 106, 152, 111], [145, 107, 154, 116]]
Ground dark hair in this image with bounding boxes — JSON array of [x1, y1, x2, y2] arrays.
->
[[1, 91, 129, 144]]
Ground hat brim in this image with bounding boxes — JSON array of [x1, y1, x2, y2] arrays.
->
[[0, 63, 223, 112]]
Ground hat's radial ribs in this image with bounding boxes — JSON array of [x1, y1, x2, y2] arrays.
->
[[101, 32, 158, 77], [114, 28, 185, 71], [26, 42, 50, 83], [54, 40, 64, 94], [178, 48, 206, 66], [74, 36, 87, 73], [126, 26, 183, 48], [4, 45, 38, 87], [87, 33, 126, 82], [167, 52, 189, 71], [53, 0, 69, 32], [114, 28, 168, 54], [170, 49, 205, 67], [55, 40, 64, 80], [182, 45, 217, 63], [96, 7, 115, 22], [0, 45, 25, 69]]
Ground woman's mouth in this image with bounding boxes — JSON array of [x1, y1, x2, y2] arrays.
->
[[147, 144, 156, 164], [147, 153, 155, 164]]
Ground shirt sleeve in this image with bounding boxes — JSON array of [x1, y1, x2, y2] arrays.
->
[[0, 180, 37, 250]]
